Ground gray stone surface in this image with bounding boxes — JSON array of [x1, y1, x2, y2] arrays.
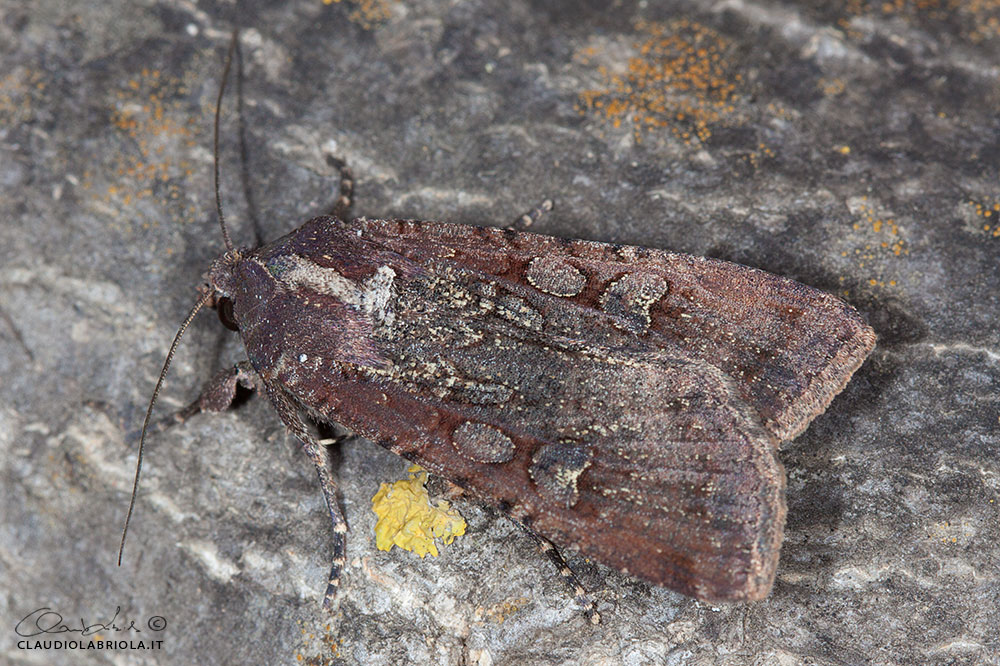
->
[[1, 0, 998, 664]]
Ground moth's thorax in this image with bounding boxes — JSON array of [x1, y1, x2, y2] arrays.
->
[[223, 231, 401, 377], [256, 252, 397, 327]]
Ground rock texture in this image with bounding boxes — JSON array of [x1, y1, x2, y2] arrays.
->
[[1, 0, 997, 664]]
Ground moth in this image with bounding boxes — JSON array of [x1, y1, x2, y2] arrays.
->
[[120, 32, 876, 617]]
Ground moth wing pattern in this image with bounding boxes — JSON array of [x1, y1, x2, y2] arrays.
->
[[225, 216, 875, 602]]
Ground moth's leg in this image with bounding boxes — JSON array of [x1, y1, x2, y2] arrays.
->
[[264, 385, 347, 612], [0, 304, 33, 361], [519, 523, 601, 625], [508, 199, 553, 231], [151, 361, 261, 433], [325, 155, 355, 220], [438, 478, 599, 623]]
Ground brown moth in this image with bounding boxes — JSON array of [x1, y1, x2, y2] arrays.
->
[[212, 215, 874, 602], [121, 31, 876, 617]]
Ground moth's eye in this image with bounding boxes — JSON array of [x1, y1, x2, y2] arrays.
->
[[217, 297, 239, 331]]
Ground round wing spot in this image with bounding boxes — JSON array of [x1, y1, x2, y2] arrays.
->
[[600, 272, 669, 334], [529, 443, 592, 508], [452, 422, 515, 464], [525, 256, 587, 297]]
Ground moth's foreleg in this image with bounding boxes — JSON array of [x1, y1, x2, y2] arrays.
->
[[508, 199, 553, 231], [151, 361, 261, 434], [438, 477, 600, 622], [520, 523, 601, 625], [325, 155, 355, 220], [264, 385, 348, 612]]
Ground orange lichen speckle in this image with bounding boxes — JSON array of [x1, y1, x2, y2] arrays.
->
[[322, 0, 393, 30], [295, 618, 343, 666], [577, 20, 742, 145], [928, 519, 975, 545], [839, 0, 1000, 43], [475, 597, 531, 624], [841, 196, 908, 289], [102, 64, 207, 229], [0, 68, 47, 125], [967, 198, 1000, 237], [818, 77, 847, 96]]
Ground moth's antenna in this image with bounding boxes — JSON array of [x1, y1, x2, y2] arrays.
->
[[215, 29, 239, 251], [119, 291, 213, 565], [235, 32, 263, 247]]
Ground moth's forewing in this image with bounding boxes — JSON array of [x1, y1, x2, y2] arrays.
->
[[229, 216, 873, 602], [354, 218, 877, 441]]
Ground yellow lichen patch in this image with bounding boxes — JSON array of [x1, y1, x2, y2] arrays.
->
[[372, 465, 466, 557], [576, 19, 743, 145], [322, 0, 393, 30]]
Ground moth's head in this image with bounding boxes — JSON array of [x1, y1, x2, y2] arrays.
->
[[205, 248, 248, 332], [206, 248, 247, 295]]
